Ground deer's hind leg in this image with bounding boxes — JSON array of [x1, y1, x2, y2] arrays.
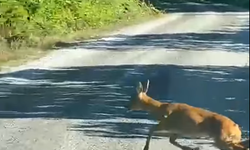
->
[[214, 140, 248, 150], [214, 135, 248, 150], [214, 139, 234, 150]]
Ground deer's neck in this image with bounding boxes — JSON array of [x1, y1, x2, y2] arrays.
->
[[142, 95, 162, 112]]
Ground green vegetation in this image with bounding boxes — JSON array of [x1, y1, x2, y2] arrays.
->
[[1, 0, 247, 69], [0, 0, 161, 68]]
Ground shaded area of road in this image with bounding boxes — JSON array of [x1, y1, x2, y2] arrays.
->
[[150, 0, 248, 13], [59, 14, 249, 53], [0, 65, 249, 139], [77, 31, 249, 52], [0, 1, 249, 150]]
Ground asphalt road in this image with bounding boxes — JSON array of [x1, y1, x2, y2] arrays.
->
[[0, 2, 249, 150]]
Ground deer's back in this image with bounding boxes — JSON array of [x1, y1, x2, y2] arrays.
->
[[160, 103, 241, 140]]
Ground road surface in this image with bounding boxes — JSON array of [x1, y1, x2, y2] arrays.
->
[[0, 2, 249, 150]]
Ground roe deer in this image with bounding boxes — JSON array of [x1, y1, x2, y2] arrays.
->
[[127, 80, 249, 150]]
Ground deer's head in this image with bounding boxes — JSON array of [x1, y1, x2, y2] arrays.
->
[[127, 80, 150, 111]]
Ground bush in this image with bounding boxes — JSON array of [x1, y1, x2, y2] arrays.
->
[[0, 0, 159, 49]]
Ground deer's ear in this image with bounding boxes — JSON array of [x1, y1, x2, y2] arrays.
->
[[136, 82, 143, 93], [144, 79, 150, 93]]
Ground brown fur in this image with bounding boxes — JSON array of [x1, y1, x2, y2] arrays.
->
[[127, 80, 249, 150]]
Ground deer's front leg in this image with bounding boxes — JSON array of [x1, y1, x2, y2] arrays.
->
[[143, 120, 168, 150], [143, 123, 162, 150]]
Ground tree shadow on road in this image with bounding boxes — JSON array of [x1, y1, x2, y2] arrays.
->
[[69, 24, 249, 53], [54, 1, 249, 52], [149, 0, 248, 13], [0, 64, 249, 139]]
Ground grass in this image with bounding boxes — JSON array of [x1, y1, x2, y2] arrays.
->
[[0, 0, 162, 70]]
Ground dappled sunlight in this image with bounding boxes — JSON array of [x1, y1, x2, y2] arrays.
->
[[0, 1, 249, 149], [0, 64, 248, 140], [70, 118, 157, 139], [74, 16, 249, 53], [151, 1, 249, 13]]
